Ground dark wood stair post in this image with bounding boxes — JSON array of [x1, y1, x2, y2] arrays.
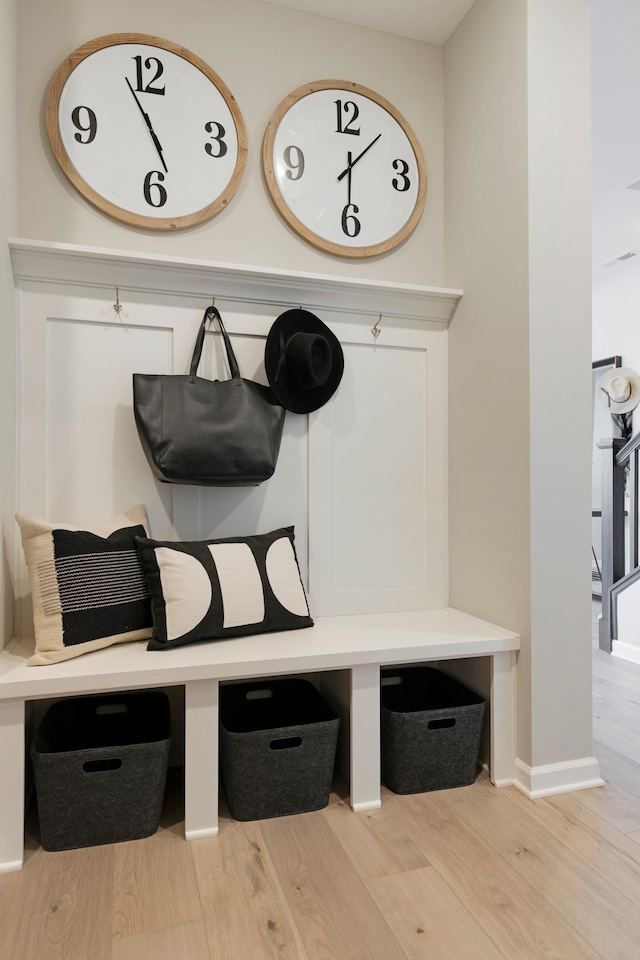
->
[[598, 437, 626, 652]]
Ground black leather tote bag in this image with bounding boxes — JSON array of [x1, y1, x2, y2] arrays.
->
[[133, 306, 285, 486]]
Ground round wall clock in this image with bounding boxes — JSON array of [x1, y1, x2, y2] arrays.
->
[[46, 33, 247, 230], [262, 80, 427, 258]]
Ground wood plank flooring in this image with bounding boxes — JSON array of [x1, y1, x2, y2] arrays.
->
[[2, 603, 640, 960]]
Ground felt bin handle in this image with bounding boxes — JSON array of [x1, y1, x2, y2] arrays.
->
[[428, 718, 456, 730], [82, 758, 123, 773], [269, 736, 302, 750]]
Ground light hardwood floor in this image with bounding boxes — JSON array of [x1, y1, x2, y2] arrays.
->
[[2, 610, 640, 960]]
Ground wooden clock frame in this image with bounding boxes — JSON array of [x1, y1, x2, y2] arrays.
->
[[45, 33, 248, 231], [262, 79, 428, 258]]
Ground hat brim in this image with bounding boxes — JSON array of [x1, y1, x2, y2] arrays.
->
[[597, 366, 640, 415], [265, 309, 344, 414]]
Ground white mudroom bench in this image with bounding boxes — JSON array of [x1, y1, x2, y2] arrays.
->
[[0, 606, 519, 873]]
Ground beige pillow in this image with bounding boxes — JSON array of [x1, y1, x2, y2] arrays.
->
[[16, 505, 153, 666]]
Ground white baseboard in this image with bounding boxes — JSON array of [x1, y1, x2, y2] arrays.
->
[[612, 640, 640, 666], [184, 826, 219, 841], [512, 756, 604, 799], [492, 776, 518, 788], [479, 760, 513, 788], [352, 800, 383, 813]]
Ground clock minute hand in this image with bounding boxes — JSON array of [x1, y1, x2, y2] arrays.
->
[[336, 133, 382, 182], [125, 77, 168, 173]]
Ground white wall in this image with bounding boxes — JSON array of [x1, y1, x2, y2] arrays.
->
[[591, 0, 640, 378], [593, 265, 640, 370], [446, 0, 596, 786], [445, 0, 531, 757], [591, 0, 640, 272], [1, 0, 17, 650], [527, 0, 593, 769], [17, 0, 443, 287]]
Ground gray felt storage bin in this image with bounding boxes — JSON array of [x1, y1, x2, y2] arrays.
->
[[31, 690, 171, 851], [381, 666, 486, 794], [220, 678, 339, 821]]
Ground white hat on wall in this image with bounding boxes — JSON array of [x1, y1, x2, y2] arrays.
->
[[597, 366, 640, 415]]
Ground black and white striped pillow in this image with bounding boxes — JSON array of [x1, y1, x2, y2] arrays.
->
[[16, 505, 153, 665], [135, 526, 313, 651]]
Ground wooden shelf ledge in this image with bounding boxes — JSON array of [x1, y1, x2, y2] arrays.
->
[[9, 238, 463, 325], [0, 607, 518, 701]]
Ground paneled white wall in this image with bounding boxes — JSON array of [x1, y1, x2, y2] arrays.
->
[[13, 244, 455, 639], [310, 323, 446, 615]]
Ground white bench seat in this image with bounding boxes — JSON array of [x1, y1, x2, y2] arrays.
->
[[0, 607, 519, 872]]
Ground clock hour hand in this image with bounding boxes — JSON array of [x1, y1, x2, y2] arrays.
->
[[336, 133, 381, 182], [345, 151, 353, 205], [125, 77, 168, 173]]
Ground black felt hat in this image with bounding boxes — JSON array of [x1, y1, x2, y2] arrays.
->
[[265, 309, 344, 414]]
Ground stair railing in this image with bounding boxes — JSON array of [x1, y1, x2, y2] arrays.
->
[[598, 433, 640, 651]]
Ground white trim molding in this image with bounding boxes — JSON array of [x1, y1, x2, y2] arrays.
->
[[512, 756, 605, 799], [611, 640, 640, 666], [9, 238, 463, 325]]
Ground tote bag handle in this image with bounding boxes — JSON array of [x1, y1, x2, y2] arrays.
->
[[189, 305, 240, 381]]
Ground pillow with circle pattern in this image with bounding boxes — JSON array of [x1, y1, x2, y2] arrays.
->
[[135, 526, 313, 650]]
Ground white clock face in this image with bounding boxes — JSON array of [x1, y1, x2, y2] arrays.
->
[[264, 82, 426, 257], [48, 36, 246, 229]]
